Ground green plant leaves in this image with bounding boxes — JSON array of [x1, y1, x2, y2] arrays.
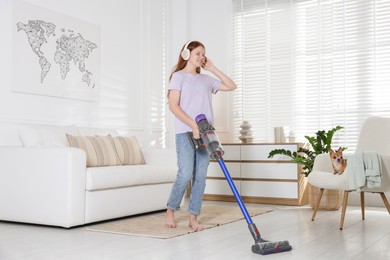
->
[[268, 125, 346, 176]]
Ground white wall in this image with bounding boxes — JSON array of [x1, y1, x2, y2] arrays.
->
[[0, 0, 155, 146], [0, 0, 234, 147], [1, 0, 142, 125]]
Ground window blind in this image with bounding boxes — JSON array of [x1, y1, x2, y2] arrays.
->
[[232, 0, 390, 152]]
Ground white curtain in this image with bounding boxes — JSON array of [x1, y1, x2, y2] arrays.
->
[[232, 0, 390, 152]]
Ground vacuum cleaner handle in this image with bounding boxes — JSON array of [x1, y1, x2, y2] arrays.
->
[[195, 114, 292, 255], [195, 114, 224, 160], [186, 132, 205, 150], [216, 158, 253, 225]]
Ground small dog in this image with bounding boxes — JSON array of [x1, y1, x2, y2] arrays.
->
[[329, 148, 347, 175]]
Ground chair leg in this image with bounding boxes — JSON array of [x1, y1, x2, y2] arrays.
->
[[379, 192, 390, 214], [340, 191, 349, 230], [311, 188, 324, 221], [360, 192, 365, 220]]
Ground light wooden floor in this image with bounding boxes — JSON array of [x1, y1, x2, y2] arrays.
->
[[0, 200, 389, 260]]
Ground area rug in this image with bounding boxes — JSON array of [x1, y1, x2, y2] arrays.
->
[[85, 205, 272, 239]]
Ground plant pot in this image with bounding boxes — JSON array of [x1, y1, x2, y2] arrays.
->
[[308, 183, 342, 211]]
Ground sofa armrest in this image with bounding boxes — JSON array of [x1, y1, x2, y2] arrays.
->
[[312, 153, 333, 172], [309, 153, 348, 190], [141, 147, 177, 166], [0, 147, 87, 227]]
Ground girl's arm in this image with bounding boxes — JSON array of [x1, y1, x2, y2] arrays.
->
[[202, 58, 237, 91], [168, 90, 200, 138]]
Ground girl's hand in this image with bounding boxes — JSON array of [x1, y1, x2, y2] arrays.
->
[[201, 57, 214, 71], [192, 125, 200, 139]]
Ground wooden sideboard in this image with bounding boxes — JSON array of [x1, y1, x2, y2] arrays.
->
[[203, 143, 309, 206]]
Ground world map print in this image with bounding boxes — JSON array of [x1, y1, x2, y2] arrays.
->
[[16, 19, 98, 88]]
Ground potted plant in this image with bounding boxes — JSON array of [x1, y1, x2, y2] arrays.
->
[[268, 126, 345, 176], [268, 126, 347, 209]]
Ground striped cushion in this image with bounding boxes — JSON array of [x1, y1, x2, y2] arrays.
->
[[112, 136, 145, 165], [66, 134, 120, 167]]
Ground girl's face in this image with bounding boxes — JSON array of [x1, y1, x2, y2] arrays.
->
[[188, 46, 206, 68]]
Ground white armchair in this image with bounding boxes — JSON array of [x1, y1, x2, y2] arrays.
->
[[308, 116, 390, 230]]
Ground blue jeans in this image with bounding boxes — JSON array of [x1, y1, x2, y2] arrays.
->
[[167, 133, 210, 216]]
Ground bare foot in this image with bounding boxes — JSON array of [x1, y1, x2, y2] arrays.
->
[[164, 208, 176, 228], [189, 214, 204, 231]]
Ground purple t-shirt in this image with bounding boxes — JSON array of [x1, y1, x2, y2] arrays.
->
[[168, 70, 221, 134]]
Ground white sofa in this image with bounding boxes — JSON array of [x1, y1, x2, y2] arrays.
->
[[0, 123, 178, 228]]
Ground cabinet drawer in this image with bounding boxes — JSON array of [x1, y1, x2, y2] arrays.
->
[[220, 145, 240, 161], [208, 162, 240, 178], [241, 144, 298, 161], [241, 163, 298, 180], [203, 143, 307, 206], [205, 179, 241, 195], [241, 181, 298, 199]]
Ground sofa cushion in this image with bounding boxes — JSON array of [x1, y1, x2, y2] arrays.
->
[[66, 135, 121, 167], [111, 136, 145, 165], [78, 127, 119, 136], [18, 126, 44, 147], [85, 165, 177, 191], [19, 124, 80, 147], [43, 125, 81, 147]]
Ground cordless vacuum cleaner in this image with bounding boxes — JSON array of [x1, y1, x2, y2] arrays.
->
[[193, 114, 292, 255]]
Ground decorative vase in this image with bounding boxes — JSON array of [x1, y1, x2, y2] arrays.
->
[[239, 121, 253, 143], [287, 130, 296, 143], [274, 127, 286, 143]]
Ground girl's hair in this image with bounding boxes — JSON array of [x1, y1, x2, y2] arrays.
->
[[169, 41, 205, 81]]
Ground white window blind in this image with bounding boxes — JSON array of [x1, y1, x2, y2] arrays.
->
[[232, 0, 390, 152]]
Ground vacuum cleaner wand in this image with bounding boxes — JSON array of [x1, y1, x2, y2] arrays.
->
[[195, 114, 292, 255]]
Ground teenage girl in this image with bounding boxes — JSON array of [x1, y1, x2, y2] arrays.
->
[[165, 41, 237, 231]]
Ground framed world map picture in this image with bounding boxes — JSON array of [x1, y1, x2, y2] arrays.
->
[[12, 0, 100, 102]]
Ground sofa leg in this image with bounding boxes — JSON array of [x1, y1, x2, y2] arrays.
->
[[360, 192, 365, 220], [312, 188, 324, 221], [340, 190, 349, 230]]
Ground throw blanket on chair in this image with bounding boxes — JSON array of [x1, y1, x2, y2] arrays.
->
[[348, 152, 382, 191]]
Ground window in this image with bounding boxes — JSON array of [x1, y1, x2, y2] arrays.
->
[[232, 0, 390, 151]]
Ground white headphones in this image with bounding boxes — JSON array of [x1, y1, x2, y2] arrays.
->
[[181, 41, 192, 60]]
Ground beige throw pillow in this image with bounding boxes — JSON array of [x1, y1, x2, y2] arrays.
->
[[111, 136, 145, 165], [66, 134, 121, 167]]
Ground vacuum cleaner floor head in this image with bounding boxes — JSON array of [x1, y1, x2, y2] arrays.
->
[[252, 240, 292, 255]]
